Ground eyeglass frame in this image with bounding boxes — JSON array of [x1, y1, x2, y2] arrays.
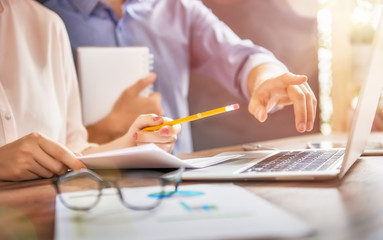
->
[[52, 167, 184, 211]]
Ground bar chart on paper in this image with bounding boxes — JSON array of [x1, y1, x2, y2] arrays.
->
[[55, 184, 314, 240]]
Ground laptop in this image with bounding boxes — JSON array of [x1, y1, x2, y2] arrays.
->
[[182, 14, 383, 181]]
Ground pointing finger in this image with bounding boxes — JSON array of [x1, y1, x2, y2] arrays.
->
[[287, 85, 307, 132], [128, 73, 157, 96]]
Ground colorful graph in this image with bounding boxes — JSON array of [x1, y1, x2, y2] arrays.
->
[[179, 201, 218, 212]]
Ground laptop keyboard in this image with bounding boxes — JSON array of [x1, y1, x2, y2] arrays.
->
[[242, 149, 345, 173]]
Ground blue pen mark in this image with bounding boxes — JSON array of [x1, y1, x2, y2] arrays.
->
[[148, 190, 204, 199], [180, 201, 193, 211]]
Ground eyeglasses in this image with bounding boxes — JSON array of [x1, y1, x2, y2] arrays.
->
[[52, 167, 184, 211]]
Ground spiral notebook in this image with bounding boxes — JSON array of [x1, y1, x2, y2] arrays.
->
[[76, 47, 153, 125]]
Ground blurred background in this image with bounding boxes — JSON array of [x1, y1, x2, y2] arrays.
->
[[189, 0, 383, 151]]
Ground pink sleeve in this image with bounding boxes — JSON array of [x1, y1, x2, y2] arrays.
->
[[57, 17, 94, 153]]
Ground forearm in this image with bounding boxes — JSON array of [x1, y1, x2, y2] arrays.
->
[[82, 134, 130, 155], [82, 114, 180, 155]]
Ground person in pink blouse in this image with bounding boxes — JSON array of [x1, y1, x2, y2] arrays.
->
[[0, 0, 180, 181]]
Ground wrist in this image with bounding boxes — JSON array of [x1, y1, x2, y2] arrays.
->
[[247, 63, 287, 95], [86, 116, 125, 144]]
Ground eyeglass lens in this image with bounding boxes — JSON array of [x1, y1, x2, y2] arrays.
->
[[58, 174, 102, 210], [57, 171, 173, 211], [116, 174, 164, 209]]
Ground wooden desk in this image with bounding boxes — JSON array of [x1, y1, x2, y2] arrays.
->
[[1, 133, 383, 240]]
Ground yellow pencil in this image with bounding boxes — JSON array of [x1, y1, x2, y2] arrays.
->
[[143, 104, 240, 131]]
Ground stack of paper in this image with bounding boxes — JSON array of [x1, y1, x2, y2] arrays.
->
[[78, 144, 241, 169]]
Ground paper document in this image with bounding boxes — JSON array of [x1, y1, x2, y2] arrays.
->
[[55, 184, 314, 240], [79, 144, 241, 169]]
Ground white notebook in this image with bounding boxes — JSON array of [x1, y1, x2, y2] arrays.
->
[[76, 47, 153, 125]]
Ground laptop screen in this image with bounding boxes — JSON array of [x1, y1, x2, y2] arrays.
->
[[340, 12, 383, 178]]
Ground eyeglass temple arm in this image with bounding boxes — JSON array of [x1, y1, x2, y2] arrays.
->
[[161, 167, 185, 191]]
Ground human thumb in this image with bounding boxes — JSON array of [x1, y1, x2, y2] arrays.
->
[[130, 72, 157, 95]]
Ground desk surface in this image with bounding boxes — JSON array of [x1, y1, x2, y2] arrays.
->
[[1, 133, 383, 240]]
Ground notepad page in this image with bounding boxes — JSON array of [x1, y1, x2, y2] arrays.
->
[[77, 47, 153, 125]]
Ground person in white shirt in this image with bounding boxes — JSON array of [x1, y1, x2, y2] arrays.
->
[[0, 0, 180, 181]]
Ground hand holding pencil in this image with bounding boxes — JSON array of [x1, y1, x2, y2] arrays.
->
[[143, 104, 240, 131]]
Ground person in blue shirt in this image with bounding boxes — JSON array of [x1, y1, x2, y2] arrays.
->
[[44, 0, 317, 154]]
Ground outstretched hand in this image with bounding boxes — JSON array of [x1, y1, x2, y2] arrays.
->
[[248, 72, 317, 133]]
